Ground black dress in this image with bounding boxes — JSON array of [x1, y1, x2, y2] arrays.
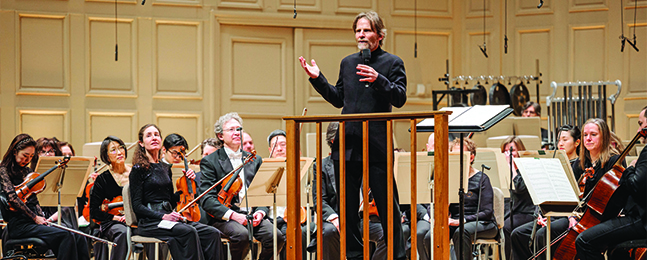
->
[[0, 165, 90, 260], [129, 162, 223, 260]]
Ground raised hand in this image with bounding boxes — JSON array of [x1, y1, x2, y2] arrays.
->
[[299, 56, 320, 79], [183, 168, 196, 180]]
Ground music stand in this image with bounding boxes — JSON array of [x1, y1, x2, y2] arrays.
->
[[243, 157, 314, 260], [514, 150, 579, 260], [417, 104, 513, 260], [36, 156, 93, 225]]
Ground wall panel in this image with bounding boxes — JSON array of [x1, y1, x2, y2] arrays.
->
[[391, 0, 452, 17], [18, 110, 68, 141], [467, 32, 492, 77], [571, 26, 606, 81], [335, 0, 377, 14], [517, 29, 551, 97], [626, 24, 647, 96], [155, 20, 202, 98], [88, 17, 135, 97], [18, 14, 68, 95], [237, 114, 284, 158], [87, 111, 136, 143], [155, 113, 203, 158]]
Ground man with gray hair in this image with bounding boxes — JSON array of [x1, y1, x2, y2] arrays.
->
[[200, 112, 286, 260], [299, 10, 407, 260]]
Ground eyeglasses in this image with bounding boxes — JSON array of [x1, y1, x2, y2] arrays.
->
[[167, 149, 185, 158], [109, 146, 126, 154], [39, 149, 56, 156], [223, 127, 242, 133]]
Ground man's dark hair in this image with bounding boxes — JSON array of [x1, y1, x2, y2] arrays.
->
[[523, 101, 542, 116], [163, 133, 189, 150], [326, 122, 339, 149]]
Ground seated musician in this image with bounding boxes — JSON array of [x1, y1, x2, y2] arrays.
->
[[521, 101, 549, 149], [59, 141, 75, 157], [129, 124, 223, 260], [510, 124, 581, 260], [448, 137, 497, 260], [0, 134, 90, 260], [501, 136, 536, 260], [242, 132, 255, 153], [200, 112, 285, 260], [574, 111, 645, 259], [89, 135, 133, 260]]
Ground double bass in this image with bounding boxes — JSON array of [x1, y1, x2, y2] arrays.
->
[[553, 128, 647, 260]]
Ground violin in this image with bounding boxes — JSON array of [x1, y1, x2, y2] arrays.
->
[[82, 182, 94, 221], [100, 196, 124, 217], [284, 207, 308, 225], [11, 156, 70, 211], [176, 154, 201, 222], [177, 151, 257, 215], [553, 128, 647, 260]]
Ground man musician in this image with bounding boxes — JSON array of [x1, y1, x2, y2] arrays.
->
[[299, 10, 407, 260], [200, 112, 286, 260]]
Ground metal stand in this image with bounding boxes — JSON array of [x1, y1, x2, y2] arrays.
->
[[458, 133, 465, 260]]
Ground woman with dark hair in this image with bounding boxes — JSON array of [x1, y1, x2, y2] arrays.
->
[[500, 136, 536, 260], [0, 134, 90, 260], [89, 135, 131, 260], [129, 124, 223, 260], [557, 125, 581, 164], [59, 141, 75, 157]]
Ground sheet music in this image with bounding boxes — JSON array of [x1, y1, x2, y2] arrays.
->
[[416, 105, 510, 127], [514, 158, 579, 205]]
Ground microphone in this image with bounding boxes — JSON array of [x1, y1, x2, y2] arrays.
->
[[479, 44, 488, 58], [537, 0, 543, 8], [235, 127, 243, 131], [621, 37, 626, 52], [361, 49, 371, 88]]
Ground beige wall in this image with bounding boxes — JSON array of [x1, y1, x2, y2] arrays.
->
[[1, 0, 646, 160]]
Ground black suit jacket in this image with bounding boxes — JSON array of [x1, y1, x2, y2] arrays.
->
[[312, 156, 338, 220], [309, 47, 407, 162], [199, 148, 265, 222], [622, 144, 647, 232]]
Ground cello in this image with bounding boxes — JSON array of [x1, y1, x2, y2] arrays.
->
[[552, 128, 647, 260]]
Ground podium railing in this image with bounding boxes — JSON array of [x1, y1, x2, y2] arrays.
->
[[283, 111, 452, 260]]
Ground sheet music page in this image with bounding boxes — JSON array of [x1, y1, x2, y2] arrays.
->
[[514, 158, 579, 205], [417, 107, 470, 127], [449, 105, 509, 126]]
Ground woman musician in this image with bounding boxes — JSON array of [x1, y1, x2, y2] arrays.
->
[[575, 113, 646, 259], [129, 124, 223, 260], [88, 135, 132, 260], [0, 134, 90, 260]]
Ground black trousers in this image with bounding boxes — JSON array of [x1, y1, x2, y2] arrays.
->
[[277, 217, 309, 260], [417, 220, 432, 260], [6, 220, 90, 260], [449, 221, 498, 260], [334, 160, 406, 260], [504, 213, 535, 260], [510, 217, 569, 260], [212, 218, 285, 260], [575, 215, 646, 260], [139, 219, 223, 260], [358, 219, 388, 260]]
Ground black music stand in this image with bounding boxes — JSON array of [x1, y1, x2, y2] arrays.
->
[[417, 105, 513, 260]]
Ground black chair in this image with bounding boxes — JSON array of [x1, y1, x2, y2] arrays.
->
[[0, 195, 53, 259], [613, 239, 647, 259]]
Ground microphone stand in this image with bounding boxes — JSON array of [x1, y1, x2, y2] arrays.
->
[[508, 146, 514, 234], [239, 127, 257, 260]]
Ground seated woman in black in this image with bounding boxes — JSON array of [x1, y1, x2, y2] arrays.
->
[[0, 134, 90, 260], [448, 137, 497, 260], [129, 124, 223, 260], [89, 135, 133, 260], [574, 118, 636, 260]]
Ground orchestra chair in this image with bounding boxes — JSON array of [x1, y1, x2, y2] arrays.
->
[[473, 187, 505, 260], [613, 238, 647, 258], [122, 183, 170, 260], [0, 195, 52, 259]]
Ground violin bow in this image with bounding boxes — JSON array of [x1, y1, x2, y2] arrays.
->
[[178, 151, 256, 213]]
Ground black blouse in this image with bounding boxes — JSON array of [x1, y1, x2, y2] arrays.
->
[[510, 170, 536, 216], [89, 170, 124, 223], [573, 154, 624, 197], [449, 171, 495, 223], [0, 165, 43, 224], [129, 163, 178, 221]]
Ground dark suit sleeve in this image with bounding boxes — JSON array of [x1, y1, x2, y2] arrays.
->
[[372, 56, 407, 108], [624, 146, 647, 202], [199, 155, 231, 220], [512, 172, 527, 195], [309, 70, 345, 109], [416, 204, 428, 222], [313, 160, 337, 220]]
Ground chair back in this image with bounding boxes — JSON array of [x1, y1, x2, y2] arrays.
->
[[122, 183, 137, 226], [491, 187, 504, 229]]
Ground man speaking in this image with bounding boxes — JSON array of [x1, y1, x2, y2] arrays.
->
[[298, 11, 407, 260]]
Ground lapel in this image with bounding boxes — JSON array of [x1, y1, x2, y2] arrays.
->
[[324, 158, 337, 193], [216, 148, 234, 177]]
